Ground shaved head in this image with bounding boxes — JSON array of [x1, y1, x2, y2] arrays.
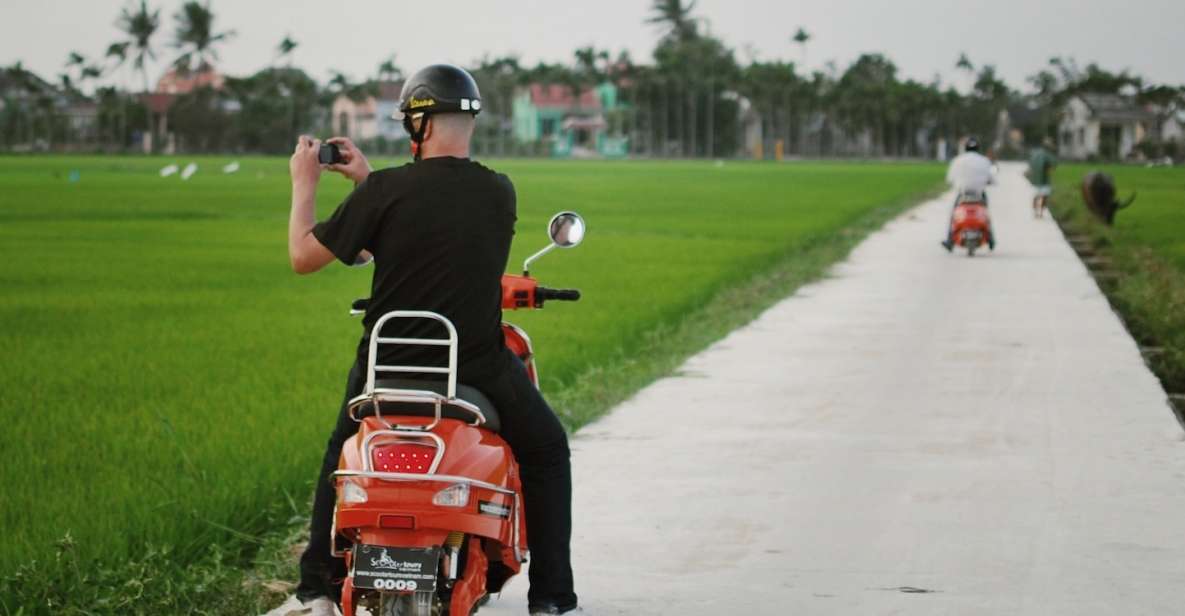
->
[[416, 112, 476, 159], [429, 113, 476, 140]]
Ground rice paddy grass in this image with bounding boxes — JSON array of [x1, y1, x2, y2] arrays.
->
[[0, 155, 941, 608]]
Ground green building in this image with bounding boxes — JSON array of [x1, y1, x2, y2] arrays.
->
[[512, 82, 627, 158]]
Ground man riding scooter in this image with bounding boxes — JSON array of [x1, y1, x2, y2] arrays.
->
[[286, 64, 581, 616], [940, 136, 996, 252]]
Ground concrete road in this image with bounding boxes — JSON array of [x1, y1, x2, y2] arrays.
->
[[480, 164, 1185, 615]]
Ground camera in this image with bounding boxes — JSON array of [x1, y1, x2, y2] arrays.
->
[[318, 143, 344, 165]]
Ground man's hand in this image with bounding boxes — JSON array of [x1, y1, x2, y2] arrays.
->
[[290, 135, 322, 193], [326, 137, 372, 185], [288, 135, 335, 275]]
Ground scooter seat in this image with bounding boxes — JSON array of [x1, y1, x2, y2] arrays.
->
[[356, 379, 501, 432]]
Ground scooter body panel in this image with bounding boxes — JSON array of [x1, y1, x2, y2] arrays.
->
[[952, 202, 990, 251]]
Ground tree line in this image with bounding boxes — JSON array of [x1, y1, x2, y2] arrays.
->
[[2, 0, 1182, 157]]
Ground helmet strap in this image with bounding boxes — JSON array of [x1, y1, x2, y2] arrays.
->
[[408, 114, 429, 162]]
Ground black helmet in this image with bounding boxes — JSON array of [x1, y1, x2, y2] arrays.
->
[[964, 136, 981, 152], [398, 64, 480, 160], [398, 64, 482, 117]]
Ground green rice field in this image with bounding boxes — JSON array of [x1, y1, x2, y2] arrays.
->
[[0, 156, 940, 609], [1053, 164, 1185, 269], [1051, 163, 1185, 391]]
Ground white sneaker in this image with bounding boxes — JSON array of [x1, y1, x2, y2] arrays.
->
[[260, 595, 310, 616]]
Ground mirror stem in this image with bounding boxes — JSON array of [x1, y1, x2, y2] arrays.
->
[[523, 243, 558, 276]]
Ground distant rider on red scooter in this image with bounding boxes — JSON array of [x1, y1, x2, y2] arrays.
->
[[286, 64, 580, 616], [941, 136, 996, 252]]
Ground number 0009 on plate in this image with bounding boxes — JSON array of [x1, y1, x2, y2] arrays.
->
[[352, 545, 440, 592]]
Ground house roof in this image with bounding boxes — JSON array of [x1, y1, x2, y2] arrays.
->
[[331, 81, 403, 114], [0, 69, 55, 98], [1077, 93, 1155, 123], [527, 84, 601, 110]]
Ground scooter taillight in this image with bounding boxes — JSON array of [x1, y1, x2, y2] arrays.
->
[[372, 442, 437, 474]]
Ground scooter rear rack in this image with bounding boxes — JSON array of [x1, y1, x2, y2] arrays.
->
[[348, 311, 486, 432]]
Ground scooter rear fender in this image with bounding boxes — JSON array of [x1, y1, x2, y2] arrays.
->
[[336, 483, 518, 546], [336, 417, 525, 549], [952, 203, 991, 246]]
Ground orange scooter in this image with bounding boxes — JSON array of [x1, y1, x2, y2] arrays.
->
[[949, 190, 993, 257], [333, 212, 585, 616]]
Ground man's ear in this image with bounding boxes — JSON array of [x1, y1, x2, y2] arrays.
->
[[422, 117, 433, 142]]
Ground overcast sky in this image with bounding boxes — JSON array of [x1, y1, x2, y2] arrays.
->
[[3, 0, 1182, 93]]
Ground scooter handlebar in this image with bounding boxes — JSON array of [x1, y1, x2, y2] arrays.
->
[[352, 285, 579, 315], [535, 287, 581, 302]]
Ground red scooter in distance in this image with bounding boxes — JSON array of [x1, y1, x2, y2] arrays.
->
[[334, 212, 586, 616], [950, 190, 992, 257]]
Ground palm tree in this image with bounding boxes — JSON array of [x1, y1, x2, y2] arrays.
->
[[646, 0, 699, 41], [66, 52, 87, 73], [61, 52, 103, 97], [272, 35, 300, 143], [574, 47, 609, 82], [103, 41, 134, 149], [69, 53, 103, 84], [377, 56, 402, 83], [275, 34, 298, 66], [172, 1, 236, 74], [4, 63, 35, 144], [116, 0, 160, 93], [106, 42, 131, 68], [955, 53, 975, 90], [328, 71, 351, 94], [792, 27, 811, 64], [569, 47, 609, 114], [62, 52, 85, 95], [955, 52, 974, 74], [60, 52, 103, 147]]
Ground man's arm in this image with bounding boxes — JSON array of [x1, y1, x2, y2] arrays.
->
[[288, 136, 336, 275], [945, 157, 960, 186]]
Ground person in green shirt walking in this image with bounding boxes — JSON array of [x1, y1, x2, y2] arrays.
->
[[1028, 137, 1058, 218]]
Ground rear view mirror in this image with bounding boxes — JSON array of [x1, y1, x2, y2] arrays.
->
[[548, 212, 585, 248], [524, 211, 586, 275]]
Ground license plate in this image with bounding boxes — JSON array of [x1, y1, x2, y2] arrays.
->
[[352, 545, 440, 592]]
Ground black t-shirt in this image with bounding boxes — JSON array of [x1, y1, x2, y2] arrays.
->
[[312, 156, 516, 381]]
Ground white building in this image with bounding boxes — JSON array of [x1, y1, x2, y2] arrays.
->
[[1160, 108, 1185, 144], [330, 81, 406, 144], [1059, 93, 1156, 160]]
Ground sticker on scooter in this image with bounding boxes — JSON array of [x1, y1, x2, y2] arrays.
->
[[478, 500, 511, 519], [352, 545, 440, 592]]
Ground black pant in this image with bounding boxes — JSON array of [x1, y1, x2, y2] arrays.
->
[[297, 348, 577, 609]]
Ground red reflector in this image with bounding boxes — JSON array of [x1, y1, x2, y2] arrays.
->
[[379, 515, 416, 529], [372, 442, 436, 474]]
